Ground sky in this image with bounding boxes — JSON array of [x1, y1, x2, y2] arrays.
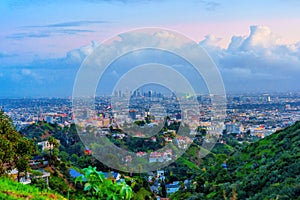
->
[[0, 0, 300, 97]]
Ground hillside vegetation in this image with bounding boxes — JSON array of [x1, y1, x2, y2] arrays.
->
[[0, 177, 66, 200], [171, 122, 300, 200], [228, 121, 300, 199]]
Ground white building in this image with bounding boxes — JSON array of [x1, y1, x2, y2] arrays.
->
[[37, 139, 59, 151]]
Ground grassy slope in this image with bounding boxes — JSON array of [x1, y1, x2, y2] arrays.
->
[[0, 177, 66, 200]]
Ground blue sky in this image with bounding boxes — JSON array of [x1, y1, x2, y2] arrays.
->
[[0, 0, 300, 97]]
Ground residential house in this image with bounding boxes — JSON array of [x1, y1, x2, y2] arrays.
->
[[37, 139, 60, 151], [149, 149, 172, 163], [166, 181, 180, 194]]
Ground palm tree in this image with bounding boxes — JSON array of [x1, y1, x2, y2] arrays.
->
[[47, 136, 59, 165]]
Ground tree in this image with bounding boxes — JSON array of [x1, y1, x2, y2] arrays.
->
[[0, 111, 36, 179], [14, 138, 36, 182], [0, 111, 19, 174], [47, 136, 59, 166]]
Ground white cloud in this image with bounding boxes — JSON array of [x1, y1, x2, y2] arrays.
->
[[71, 27, 299, 93], [240, 26, 279, 50], [199, 25, 300, 92], [199, 34, 223, 48], [66, 40, 99, 62]]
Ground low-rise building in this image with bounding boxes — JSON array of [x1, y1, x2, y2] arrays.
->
[[37, 139, 60, 151]]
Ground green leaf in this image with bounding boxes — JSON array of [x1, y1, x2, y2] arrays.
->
[[84, 182, 92, 191], [75, 175, 84, 185]]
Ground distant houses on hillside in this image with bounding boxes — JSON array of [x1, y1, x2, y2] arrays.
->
[[149, 149, 172, 163], [7, 168, 50, 185], [37, 139, 60, 151]]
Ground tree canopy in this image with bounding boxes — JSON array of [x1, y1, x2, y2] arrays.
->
[[0, 111, 36, 180]]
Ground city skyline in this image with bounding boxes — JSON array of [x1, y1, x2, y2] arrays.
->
[[1, 0, 300, 97]]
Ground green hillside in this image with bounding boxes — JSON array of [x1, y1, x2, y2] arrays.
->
[[171, 122, 300, 200], [0, 177, 66, 200], [228, 121, 300, 199]]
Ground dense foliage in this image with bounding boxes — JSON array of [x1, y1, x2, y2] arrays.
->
[[227, 121, 300, 199], [170, 121, 300, 200], [0, 111, 36, 181], [75, 166, 133, 200]]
